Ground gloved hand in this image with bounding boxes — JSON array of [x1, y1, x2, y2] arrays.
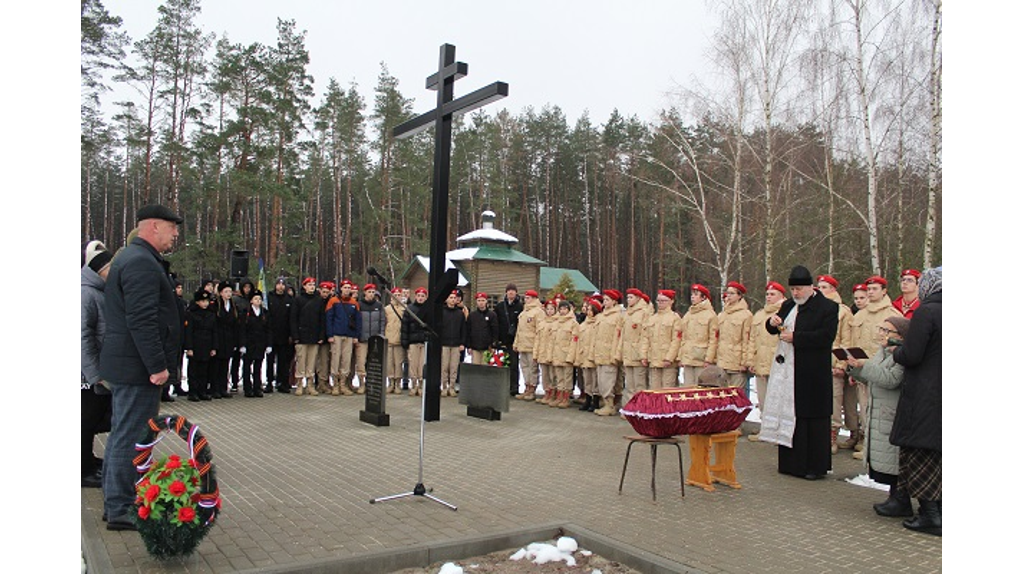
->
[[266, 346, 273, 355], [239, 346, 247, 355]]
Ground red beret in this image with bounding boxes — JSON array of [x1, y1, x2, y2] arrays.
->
[[641, 293, 650, 303], [319, 281, 334, 289], [340, 279, 354, 288], [726, 281, 746, 294], [603, 289, 622, 302], [415, 287, 428, 295], [554, 292, 566, 301], [588, 297, 604, 312], [391, 287, 402, 294], [816, 275, 839, 288], [302, 277, 317, 285], [852, 283, 867, 293], [524, 289, 539, 298], [900, 269, 921, 279], [364, 283, 377, 291], [475, 292, 488, 300], [865, 275, 887, 287], [658, 289, 676, 300], [691, 284, 710, 298], [766, 281, 786, 294], [626, 287, 645, 299]]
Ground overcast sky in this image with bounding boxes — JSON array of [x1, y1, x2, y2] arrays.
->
[[101, 0, 717, 125]]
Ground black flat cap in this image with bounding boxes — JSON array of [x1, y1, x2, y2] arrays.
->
[[136, 204, 184, 224], [788, 265, 814, 286]]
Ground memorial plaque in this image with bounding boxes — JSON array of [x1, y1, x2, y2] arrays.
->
[[458, 363, 510, 421], [359, 335, 390, 426]]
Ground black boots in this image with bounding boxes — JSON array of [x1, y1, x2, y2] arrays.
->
[[579, 394, 593, 411], [903, 499, 941, 536], [874, 485, 914, 517]]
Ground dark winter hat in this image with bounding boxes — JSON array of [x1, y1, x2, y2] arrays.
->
[[505, 283, 518, 292], [217, 280, 234, 293], [193, 289, 212, 302], [87, 250, 113, 274], [249, 290, 264, 301], [136, 204, 184, 224], [788, 265, 814, 286], [886, 316, 911, 339], [83, 239, 107, 268]]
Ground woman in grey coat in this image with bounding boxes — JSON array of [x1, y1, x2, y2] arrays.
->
[[81, 246, 114, 488], [847, 316, 912, 518]]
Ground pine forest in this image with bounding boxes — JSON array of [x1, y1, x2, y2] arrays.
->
[[81, 0, 942, 303]]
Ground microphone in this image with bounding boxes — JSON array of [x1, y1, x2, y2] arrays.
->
[[366, 267, 391, 287]]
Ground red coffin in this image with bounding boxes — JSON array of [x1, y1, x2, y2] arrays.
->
[[621, 387, 753, 438]]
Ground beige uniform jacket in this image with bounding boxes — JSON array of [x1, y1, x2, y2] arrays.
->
[[716, 299, 752, 371], [748, 301, 783, 376], [641, 309, 683, 367], [551, 313, 580, 367], [384, 302, 406, 346], [618, 302, 650, 366], [533, 313, 558, 364], [678, 299, 719, 367], [575, 315, 598, 368], [512, 299, 543, 353], [592, 305, 624, 366], [848, 296, 901, 360]]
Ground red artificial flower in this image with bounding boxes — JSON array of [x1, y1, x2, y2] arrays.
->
[[138, 506, 151, 520], [165, 455, 182, 470], [169, 480, 188, 497], [191, 493, 201, 502], [178, 506, 196, 523], [145, 484, 161, 503], [158, 469, 173, 480], [188, 458, 199, 469]]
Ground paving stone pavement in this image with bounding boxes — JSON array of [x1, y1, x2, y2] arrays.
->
[[81, 389, 942, 573]]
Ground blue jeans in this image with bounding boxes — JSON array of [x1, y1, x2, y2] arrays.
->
[[102, 382, 161, 520]]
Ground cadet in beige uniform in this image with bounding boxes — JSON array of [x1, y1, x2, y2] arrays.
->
[[593, 290, 624, 416], [549, 300, 580, 408], [844, 275, 901, 452], [617, 288, 650, 404], [641, 289, 682, 390], [383, 287, 407, 394], [576, 297, 601, 411], [679, 284, 719, 387], [512, 290, 543, 401], [534, 299, 559, 404], [716, 281, 753, 389]]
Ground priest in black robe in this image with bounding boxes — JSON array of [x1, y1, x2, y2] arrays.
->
[[764, 265, 839, 479]]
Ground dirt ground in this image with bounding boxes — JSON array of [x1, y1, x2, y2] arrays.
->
[[390, 544, 642, 574]]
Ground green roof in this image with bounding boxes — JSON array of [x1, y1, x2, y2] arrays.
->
[[539, 267, 598, 293], [470, 244, 546, 265]]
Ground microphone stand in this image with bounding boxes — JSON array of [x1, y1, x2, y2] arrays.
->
[[369, 271, 457, 511]]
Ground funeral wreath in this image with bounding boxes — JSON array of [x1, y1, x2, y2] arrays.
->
[[132, 414, 221, 559]]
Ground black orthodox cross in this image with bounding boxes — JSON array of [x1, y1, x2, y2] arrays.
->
[[394, 44, 508, 421]]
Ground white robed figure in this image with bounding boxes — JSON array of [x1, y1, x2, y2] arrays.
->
[[760, 304, 798, 447]]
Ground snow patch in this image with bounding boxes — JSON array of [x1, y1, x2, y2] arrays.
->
[[438, 563, 464, 574], [508, 539, 579, 566]]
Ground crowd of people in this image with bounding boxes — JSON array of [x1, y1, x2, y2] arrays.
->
[[82, 204, 941, 537]]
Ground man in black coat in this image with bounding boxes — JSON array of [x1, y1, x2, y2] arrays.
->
[[465, 292, 500, 364], [495, 283, 524, 395], [99, 204, 183, 531], [265, 278, 295, 393], [764, 265, 839, 480], [891, 266, 942, 536]]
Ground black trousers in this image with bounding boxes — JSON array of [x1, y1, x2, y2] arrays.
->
[[271, 342, 294, 390], [506, 349, 520, 395], [229, 348, 243, 388], [211, 356, 231, 397], [187, 357, 214, 397], [243, 353, 265, 394], [81, 387, 112, 476]]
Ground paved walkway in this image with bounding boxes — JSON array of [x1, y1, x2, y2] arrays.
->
[[81, 389, 942, 573]]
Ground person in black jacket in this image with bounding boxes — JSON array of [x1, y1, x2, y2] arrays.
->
[[764, 265, 839, 480], [291, 277, 326, 396], [495, 284, 524, 396], [401, 287, 430, 396], [211, 281, 242, 399], [439, 291, 467, 397], [184, 290, 218, 401], [891, 266, 942, 536], [466, 292, 499, 364], [98, 204, 183, 531], [265, 278, 295, 393], [241, 290, 272, 397]]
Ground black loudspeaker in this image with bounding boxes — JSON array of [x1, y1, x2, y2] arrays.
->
[[230, 249, 249, 278], [431, 268, 461, 306]]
